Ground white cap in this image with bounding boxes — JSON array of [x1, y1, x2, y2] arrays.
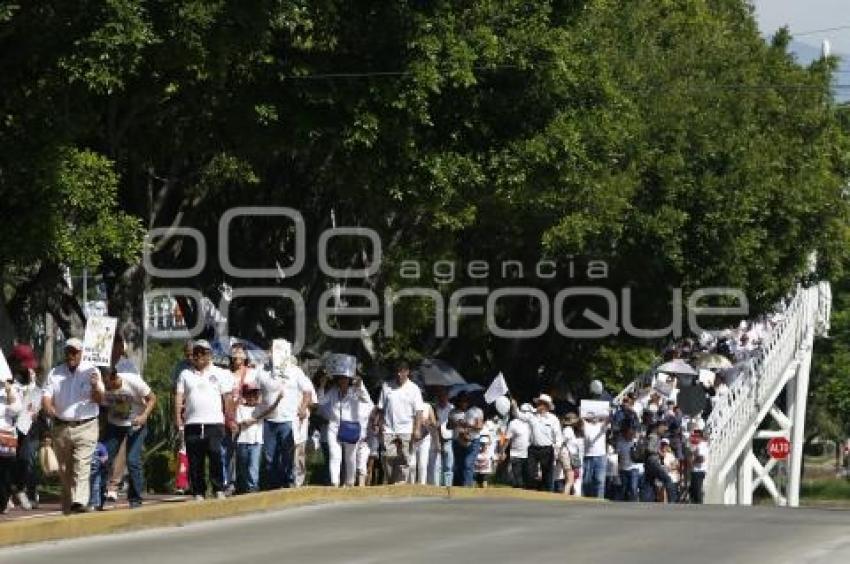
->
[[64, 338, 84, 351], [193, 339, 212, 351]]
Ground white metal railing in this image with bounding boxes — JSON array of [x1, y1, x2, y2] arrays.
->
[[612, 282, 828, 504], [704, 285, 821, 496]]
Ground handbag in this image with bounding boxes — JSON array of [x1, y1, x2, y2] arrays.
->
[[336, 393, 361, 445], [38, 440, 60, 475], [0, 429, 17, 458]]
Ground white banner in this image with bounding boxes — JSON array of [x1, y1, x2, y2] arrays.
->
[[484, 372, 509, 404], [580, 399, 610, 419], [82, 316, 118, 367], [272, 339, 292, 373], [0, 352, 11, 382]]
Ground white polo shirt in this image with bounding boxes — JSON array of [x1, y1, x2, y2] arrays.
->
[[43, 361, 103, 422], [506, 418, 532, 458], [176, 365, 234, 425], [377, 379, 424, 435], [254, 364, 311, 423]]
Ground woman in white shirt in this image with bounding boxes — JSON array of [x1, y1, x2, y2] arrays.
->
[[0, 373, 22, 514], [319, 354, 374, 487], [411, 402, 436, 484]]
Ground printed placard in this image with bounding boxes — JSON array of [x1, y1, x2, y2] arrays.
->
[[82, 316, 118, 367], [580, 399, 611, 419]]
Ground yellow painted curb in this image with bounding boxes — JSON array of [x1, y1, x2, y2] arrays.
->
[[0, 485, 594, 548]]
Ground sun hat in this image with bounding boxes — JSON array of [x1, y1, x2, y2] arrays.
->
[[533, 393, 555, 410]]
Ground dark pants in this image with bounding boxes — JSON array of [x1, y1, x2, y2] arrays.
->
[[263, 421, 294, 489], [620, 468, 640, 501], [0, 457, 14, 511], [452, 438, 480, 487], [184, 423, 225, 496], [104, 424, 147, 505], [14, 427, 39, 499], [690, 471, 706, 504], [510, 457, 529, 488], [527, 445, 555, 492]]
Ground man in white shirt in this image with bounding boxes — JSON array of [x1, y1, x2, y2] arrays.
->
[[506, 404, 532, 488], [173, 339, 234, 499], [377, 360, 423, 484], [582, 410, 609, 499], [254, 350, 312, 489], [512, 394, 562, 492], [102, 367, 156, 508], [42, 338, 105, 513]]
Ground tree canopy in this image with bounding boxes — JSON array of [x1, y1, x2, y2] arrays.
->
[[0, 1, 848, 398]]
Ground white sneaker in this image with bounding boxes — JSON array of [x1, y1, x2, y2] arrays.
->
[[193, 495, 204, 501], [105, 490, 118, 502], [15, 492, 32, 511], [215, 491, 226, 500], [5, 499, 13, 511], [31, 493, 39, 509]]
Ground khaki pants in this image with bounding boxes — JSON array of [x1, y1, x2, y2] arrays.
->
[[108, 436, 127, 492], [382, 433, 412, 484], [54, 419, 98, 511]]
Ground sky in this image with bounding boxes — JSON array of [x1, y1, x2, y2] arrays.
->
[[751, 0, 850, 57], [751, 0, 850, 100]]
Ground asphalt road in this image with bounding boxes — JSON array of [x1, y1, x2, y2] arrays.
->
[[3, 498, 849, 564]]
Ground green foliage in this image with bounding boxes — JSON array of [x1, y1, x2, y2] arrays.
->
[[0, 1, 848, 394]]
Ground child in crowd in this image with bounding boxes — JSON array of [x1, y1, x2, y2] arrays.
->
[[235, 384, 279, 494], [474, 433, 495, 487], [89, 442, 109, 510]]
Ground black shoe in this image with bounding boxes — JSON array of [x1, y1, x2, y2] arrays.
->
[[70, 503, 90, 514]]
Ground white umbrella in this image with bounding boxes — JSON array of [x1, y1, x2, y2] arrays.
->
[[656, 359, 698, 377]]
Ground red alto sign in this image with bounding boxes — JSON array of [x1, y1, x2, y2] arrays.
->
[[768, 437, 791, 460]]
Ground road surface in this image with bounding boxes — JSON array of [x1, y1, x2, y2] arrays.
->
[[3, 497, 849, 563]]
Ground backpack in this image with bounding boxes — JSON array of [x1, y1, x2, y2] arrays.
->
[[631, 433, 658, 464]]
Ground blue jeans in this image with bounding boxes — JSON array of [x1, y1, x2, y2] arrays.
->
[[452, 438, 480, 487], [14, 426, 40, 498], [441, 440, 454, 487], [222, 432, 235, 488], [236, 443, 262, 493], [263, 421, 294, 489], [582, 456, 607, 499], [104, 424, 148, 506], [620, 468, 640, 501], [88, 457, 108, 508]]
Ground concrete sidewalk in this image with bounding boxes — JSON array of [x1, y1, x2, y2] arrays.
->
[[0, 486, 592, 547]]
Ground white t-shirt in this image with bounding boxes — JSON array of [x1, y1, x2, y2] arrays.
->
[[506, 418, 531, 459], [103, 372, 152, 427], [435, 402, 454, 440], [13, 382, 41, 435], [0, 387, 21, 434], [236, 404, 264, 444], [44, 361, 103, 422], [255, 365, 312, 423], [583, 420, 607, 457], [377, 379, 424, 435], [176, 365, 234, 425], [465, 406, 484, 440], [692, 440, 709, 472]]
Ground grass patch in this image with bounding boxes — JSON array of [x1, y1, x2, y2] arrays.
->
[[801, 478, 850, 500]]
